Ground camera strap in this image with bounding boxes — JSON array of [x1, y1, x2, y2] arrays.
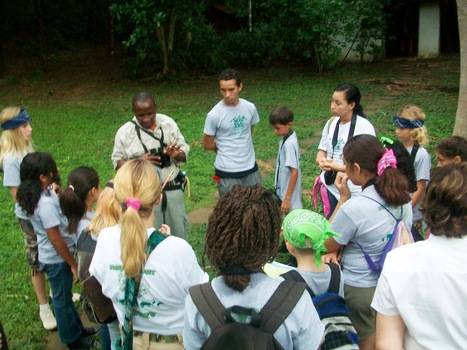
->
[[329, 113, 357, 160], [131, 120, 165, 153]]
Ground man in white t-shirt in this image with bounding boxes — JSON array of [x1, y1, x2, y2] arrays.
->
[[203, 68, 262, 197]]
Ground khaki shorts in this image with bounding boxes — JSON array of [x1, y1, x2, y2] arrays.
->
[[133, 332, 184, 350], [344, 284, 376, 340], [18, 218, 40, 272]]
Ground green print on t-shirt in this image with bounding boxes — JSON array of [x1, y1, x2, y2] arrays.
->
[[232, 115, 246, 128], [229, 115, 248, 139]]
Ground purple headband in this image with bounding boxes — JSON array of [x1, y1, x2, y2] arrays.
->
[[125, 198, 141, 212], [1, 108, 32, 130], [377, 148, 397, 176], [393, 115, 424, 129]]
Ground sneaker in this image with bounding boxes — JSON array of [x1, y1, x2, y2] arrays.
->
[[39, 308, 57, 330], [82, 327, 100, 337], [67, 336, 100, 350]]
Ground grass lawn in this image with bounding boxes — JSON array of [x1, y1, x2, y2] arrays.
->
[[0, 45, 460, 349]]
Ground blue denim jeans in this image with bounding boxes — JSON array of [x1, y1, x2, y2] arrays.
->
[[100, 323, 111, 350], [326, 189, 339, 220], [41, 261, 83, 344]]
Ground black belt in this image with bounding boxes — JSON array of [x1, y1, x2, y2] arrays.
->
[[163, 179, 182, 191]]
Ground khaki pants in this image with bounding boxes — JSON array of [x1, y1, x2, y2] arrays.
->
[[133, 333, 184, 350]]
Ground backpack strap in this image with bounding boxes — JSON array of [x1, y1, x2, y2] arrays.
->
[[275, 130, 294, 189], [259, 280, 306, 335], [410, 145, 419, 165], [189, 282, 226, 331], [326, 262, 341, 294], [281, 270, 316, 298], [361, 195, 402, 221]]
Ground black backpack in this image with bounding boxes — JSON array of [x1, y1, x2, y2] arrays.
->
[[282, 263, 359, 350], [189, 280, 306, 350]]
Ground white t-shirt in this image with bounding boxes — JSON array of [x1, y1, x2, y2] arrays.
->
[[407, 146, 431, 222], [183, 273, 324, 350], [29, 190, 75, 264], [372, 234, 467, 349], [317, 116, 375, 199], [204, 98, 260, 173], [274, 131, 302, 210], [331, 185, 412, 287], [89, 226, 208, 335]]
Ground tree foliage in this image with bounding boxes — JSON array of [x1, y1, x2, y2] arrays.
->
[[0, 0, 389, 76]]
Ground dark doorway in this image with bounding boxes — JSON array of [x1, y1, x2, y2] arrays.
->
[[385, 3, 419, 57], [440, 0, 459, 53]]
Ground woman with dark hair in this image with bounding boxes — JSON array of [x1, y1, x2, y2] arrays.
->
[[324, 135, 413, 350], [183, 185, 324, 349], [372, 163, 467, 349], [316, 83, 376, 217]]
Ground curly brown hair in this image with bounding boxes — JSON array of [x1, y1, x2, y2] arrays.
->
[[203, 185, 282, 291], [421, 163, 467, 238]]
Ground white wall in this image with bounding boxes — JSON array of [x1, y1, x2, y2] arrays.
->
[[418, 2, 440, 58]]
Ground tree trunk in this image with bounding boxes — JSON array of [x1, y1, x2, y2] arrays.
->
[[156, 25, 169, 75], [454, 0, 467, 137], [168, 9, 176, 55]]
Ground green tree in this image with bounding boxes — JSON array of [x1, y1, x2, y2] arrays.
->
[[110, 0, 208, 76]]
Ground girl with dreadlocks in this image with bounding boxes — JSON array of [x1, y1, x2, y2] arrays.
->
[[183, 185, 324, 349]]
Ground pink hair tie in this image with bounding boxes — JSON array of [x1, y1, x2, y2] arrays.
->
[[377, 149, 397, 176], [125, 198, 141, 212]]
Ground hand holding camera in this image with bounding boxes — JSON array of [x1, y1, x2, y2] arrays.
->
[[147, 147, 171, 168]]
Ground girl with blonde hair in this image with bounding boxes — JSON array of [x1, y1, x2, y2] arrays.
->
[[0, 107, 56, 330], [393, 105, 431, 233], [90, 159, 207, 350], [78, 181, 121, 350]]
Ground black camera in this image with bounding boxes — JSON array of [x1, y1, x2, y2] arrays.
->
[[150, 148, 171, 168], [324, 170, 337, 185]]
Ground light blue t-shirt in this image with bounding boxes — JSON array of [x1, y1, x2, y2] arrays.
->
[[204, 98, 260, 173], [2, 153, 29, 220], [408, 145, 431, 222], [29, 189, 75, 264], [293, 266, 345, 298], [274, 131, 302, 210], [183, 273, 324, 350], [331, 185, 412, 288]]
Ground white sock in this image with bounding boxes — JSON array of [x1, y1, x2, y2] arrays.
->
[[39, 303, 51, 312]]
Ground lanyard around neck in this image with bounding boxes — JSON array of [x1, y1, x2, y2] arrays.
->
[[330, 114, 357, 159]]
